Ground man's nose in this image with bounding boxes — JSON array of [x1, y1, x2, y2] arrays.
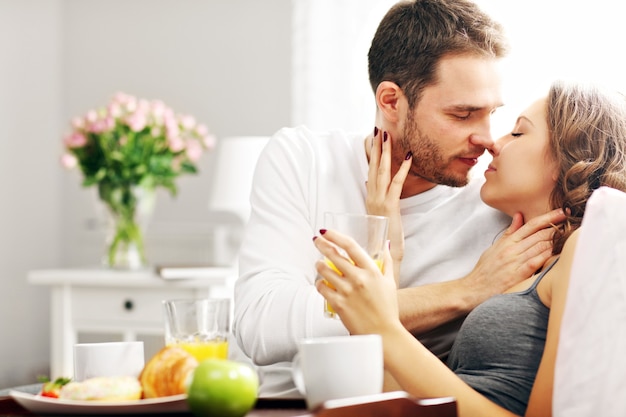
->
[[469, 132, 494, 149]]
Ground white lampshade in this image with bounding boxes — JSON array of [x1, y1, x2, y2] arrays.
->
[[208, 136, 270, 223]]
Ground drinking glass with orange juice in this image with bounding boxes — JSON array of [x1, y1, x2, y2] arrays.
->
[[320, 213, 389, 319], [163, 298, 231, 361]]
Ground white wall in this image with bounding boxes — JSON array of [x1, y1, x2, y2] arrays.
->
[[0, 0, 292, 388], [0, 0, 63, 388], [60, 0, 293, 267]]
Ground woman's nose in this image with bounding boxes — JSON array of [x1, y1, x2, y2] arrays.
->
[[487, 135, 506, 157]]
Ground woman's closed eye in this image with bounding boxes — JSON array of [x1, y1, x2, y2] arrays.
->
[[511, 132, 523, 138]]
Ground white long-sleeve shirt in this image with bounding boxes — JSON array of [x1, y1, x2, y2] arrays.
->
[[234, 126, 510, 397]]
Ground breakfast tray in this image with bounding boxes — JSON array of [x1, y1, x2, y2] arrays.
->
[[312, 391, 457, 417]]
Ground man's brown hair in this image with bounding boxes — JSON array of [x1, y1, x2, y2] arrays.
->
[[368, 0, 508, 108]]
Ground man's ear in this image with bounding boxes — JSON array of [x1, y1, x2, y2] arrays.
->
[[375, 81, 403, 123]]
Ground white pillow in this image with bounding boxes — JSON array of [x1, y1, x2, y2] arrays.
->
[[553, 186, 626, 416]]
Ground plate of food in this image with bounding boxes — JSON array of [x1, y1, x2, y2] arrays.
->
[[9, 389, 187, 415], [10, 345, 196, 415]]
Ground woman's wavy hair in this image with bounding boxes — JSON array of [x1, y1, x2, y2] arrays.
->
[[547, 81, 626, 254]]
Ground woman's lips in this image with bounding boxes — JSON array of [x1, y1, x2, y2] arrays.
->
[[485, 164, 496, 174]]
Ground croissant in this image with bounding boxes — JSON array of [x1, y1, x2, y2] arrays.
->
[[139, 345, 199, 398]]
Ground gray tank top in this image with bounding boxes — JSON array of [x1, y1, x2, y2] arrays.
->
[[447, 259, 558, 415]]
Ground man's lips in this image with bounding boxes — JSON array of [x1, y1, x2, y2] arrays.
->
[[458, 156, 479, 166]]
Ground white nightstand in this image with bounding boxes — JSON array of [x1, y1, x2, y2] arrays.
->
[[28, 267, 237, 379]]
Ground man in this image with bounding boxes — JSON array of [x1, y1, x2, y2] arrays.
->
[[234, 0, 564, 397]]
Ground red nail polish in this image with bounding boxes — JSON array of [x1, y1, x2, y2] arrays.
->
[[383, 132, 388, 142], [312, 236, 318, 241], [405, 151, 413, 160], [320, 229, 327, 235], [374, 126, 379, 136]]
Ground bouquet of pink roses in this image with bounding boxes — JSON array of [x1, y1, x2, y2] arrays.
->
[[61, 92, 216, 268]]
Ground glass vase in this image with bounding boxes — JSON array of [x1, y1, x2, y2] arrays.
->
[[100, 184, 156, 270]]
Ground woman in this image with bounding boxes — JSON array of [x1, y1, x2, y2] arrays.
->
[[313, 81, 626, 417]]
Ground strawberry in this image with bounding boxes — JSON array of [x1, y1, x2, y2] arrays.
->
[[39, 377, 72, 398]]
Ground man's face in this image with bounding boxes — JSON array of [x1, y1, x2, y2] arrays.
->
[[394, 55, 504, 190]]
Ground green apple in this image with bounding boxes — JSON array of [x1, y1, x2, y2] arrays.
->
[[187, 359, 259, 417]]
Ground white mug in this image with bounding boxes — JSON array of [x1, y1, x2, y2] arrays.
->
[[291, 334, 383, 410], [73, 341, 145, 381]]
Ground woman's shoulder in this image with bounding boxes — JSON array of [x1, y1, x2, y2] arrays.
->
[[551, 229, 581, 277], [561, 229, 582, 258], [547, 228, 582, 299], [537, 229, 582, 306]]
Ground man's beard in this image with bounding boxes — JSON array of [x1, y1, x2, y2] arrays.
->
[[399, 112, 470, 188]]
